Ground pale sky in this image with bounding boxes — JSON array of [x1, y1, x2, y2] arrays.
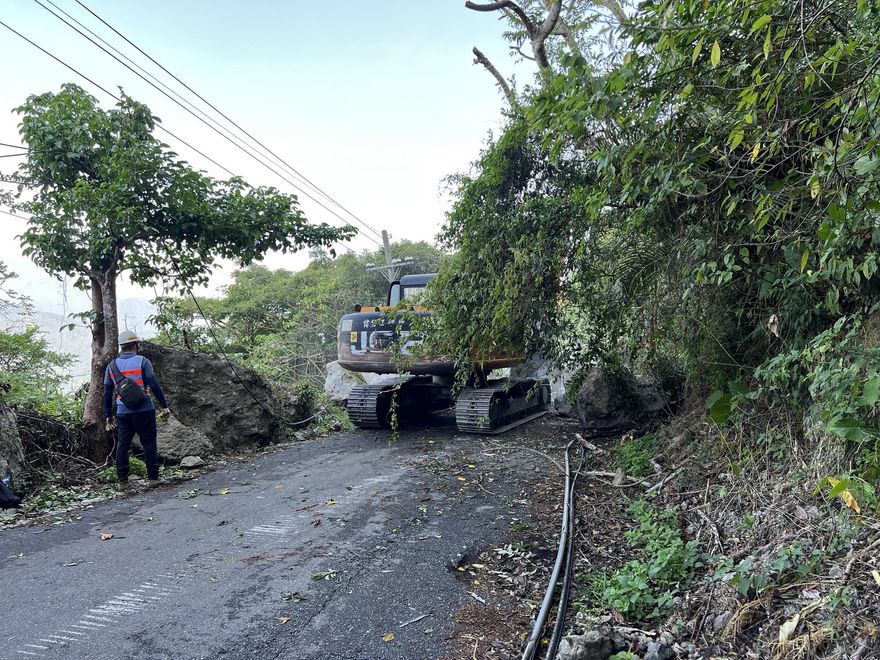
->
[[0, 0, 526, 309]]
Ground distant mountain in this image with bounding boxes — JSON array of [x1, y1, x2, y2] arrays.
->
[[8, 298, 156, 390]]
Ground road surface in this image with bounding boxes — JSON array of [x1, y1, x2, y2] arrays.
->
[[1, 418, 563, 660]]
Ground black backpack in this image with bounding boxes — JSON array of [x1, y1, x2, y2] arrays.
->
[[109, 358, 149, 408], [0, 478, 21, 509]]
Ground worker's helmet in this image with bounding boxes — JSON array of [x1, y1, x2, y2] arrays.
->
[[118, 329, 141, 346]]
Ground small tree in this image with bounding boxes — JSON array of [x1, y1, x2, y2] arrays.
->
[[7, 84, 354, 458]]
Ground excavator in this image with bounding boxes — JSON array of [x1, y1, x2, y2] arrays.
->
[[337, 273, 550, 434]]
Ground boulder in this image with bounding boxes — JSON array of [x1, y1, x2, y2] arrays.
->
[[512, 356, 575, 417], [558, 627, 625, 660], [140, 343, 278, 451], [180, 455, 205, 469], [143, 416, 214, 462], [0, 397, 25, 481], [323, 361, 367, 403], [576, 365, 670, 433]]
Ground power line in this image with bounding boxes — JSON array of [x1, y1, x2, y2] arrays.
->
[[25, 1, 377, 248], [0, 19, 361, 257], [0, 209, 32, 221], [41, 0, 298, 179], [0, 143, 28, 150], [75, 0, 386, 242], [0, 18, 239, 178]]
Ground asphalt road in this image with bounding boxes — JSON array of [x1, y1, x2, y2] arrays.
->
[[1, 418, 556, 660]]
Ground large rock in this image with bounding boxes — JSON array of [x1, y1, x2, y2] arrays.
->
[[141, 416, 214, 462], [140, 343, 278, 451], [323, 361, 367, 403], [512, 356, 575, 417], [323, 361, 411, 403], [576, 365, 670, 433], [0, 397, 25, 480]]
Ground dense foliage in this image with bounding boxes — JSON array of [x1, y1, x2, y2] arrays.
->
[[0, 327, 77, 421], [0, 264, 77, 420], [433, 0, 880, 466]]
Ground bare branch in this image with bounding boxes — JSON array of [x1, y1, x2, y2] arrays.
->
[[509, 43, 536, 61], [532, 0, 562, 70], [465, 0, 536, 34], [472, 47, 516, 107], [594, 0, 628, 25]]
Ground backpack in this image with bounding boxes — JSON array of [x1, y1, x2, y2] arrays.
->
[[0, 478, 21, 509], [109, 357, 149, 408]]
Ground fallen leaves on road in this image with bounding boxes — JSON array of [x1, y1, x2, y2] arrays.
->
[[311, 517, 321, 527], [281, 591, 305, 602], [99, 533, 113, 541], [276, 617, 290, 625], [457, 477, 467, 482], [176, 489, 200, 499], [218, 488, 231, 495], [382, 632, 395, 642], [327, 498, 336, 506]]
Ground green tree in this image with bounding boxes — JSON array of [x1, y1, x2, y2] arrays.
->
[[152, 240, 447, 385], [0, 326, 76, 421], [0, 261, 33, 322], [6, 84, 354, 456], [443, 0, 880, 442]]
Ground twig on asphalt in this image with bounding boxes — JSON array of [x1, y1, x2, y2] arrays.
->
[[399, 613, 430, 628]]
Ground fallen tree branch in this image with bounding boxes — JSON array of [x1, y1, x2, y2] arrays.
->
[[646, 466, 683, 494]]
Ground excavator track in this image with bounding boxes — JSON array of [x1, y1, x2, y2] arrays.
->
[[347, 382, 399, 428], [455, 379, 551, 435], [347, 376, 452, 429]]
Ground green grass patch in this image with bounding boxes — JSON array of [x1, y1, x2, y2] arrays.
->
[[575, 499, 701, 621], [614, 434, 660, 478]]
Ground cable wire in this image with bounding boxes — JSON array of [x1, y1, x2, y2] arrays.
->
[[0, 16, 364, 255], [27, 0, 378, 248], [42, 0, 310, 190], [74, 0, 385, 242], [0, 209, 32, 221], [0, 18, 240, 178]]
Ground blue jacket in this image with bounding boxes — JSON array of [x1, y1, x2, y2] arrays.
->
[[102, 353, 168, 417]]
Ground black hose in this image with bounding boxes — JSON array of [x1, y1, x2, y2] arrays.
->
[[545, 450, 584, 658], [521, 441, 575, 660]]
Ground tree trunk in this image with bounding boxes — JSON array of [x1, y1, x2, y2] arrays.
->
[[82, 268, 119, 462]]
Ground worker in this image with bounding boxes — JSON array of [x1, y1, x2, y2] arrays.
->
[[103, 330, 171, 489]]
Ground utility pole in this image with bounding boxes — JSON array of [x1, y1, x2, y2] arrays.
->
[[382, 230, 395, 284], [365, 230, 416, 283]]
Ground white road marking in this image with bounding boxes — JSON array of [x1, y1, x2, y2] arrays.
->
[[17, 571, 193, 657]]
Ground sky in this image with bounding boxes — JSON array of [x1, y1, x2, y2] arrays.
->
[[0, 0, 527, 310]]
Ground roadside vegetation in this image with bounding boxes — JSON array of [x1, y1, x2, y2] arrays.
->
[[426, 0, 880, 655]]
